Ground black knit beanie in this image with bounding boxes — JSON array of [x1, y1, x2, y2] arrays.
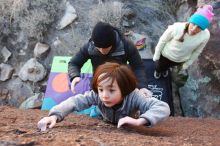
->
[[91, 22, 115, 48]]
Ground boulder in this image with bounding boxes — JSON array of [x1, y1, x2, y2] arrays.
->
[[0, 46, 11, 62], [179, 7, 220, 118], [18, 58, 47, 82], [0, 63, 14, 81]]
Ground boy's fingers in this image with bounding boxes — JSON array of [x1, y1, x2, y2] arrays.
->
[[38, 121, 47, 132], [49, 120, 56, 129], [117, 122, 122, 128], [117, 119, 125, 128]]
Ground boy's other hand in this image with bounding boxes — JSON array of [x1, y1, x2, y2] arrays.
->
[[71, 77, 81, 94], [117, 116, 147, 128]]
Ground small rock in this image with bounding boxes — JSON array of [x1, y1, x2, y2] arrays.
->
[[56, 1, 78, 30], [19, 93, 43, 109], [1, 46, 11, 62], [0, 63, 14, 81], [34, 42, 50, 58], [18, 58, 47, 82]]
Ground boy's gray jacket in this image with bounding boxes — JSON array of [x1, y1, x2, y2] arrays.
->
[[49, 89, 170, 127]]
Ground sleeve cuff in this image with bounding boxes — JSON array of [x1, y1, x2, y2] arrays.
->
[[48, 113, 64, 122], [140, 115, 155, 127], [153, 56, 159, 61]]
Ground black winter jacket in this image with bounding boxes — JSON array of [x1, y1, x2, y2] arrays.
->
[[68, 29, 147, 89]]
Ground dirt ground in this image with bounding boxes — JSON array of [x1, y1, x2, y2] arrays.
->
[[0, 106, 220, 146]]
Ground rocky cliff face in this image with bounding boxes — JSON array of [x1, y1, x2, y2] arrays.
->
[[179, 4, 220, 118], [0, 0, 220, 118]]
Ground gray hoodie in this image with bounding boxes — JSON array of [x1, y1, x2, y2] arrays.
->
[[49, 89, 170, 127]]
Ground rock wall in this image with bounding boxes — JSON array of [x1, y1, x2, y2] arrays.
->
[[179, 2, 220, 118]]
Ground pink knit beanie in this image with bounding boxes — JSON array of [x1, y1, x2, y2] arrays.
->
[[189, 5, 214, 30], [196, 5, 214, 22]]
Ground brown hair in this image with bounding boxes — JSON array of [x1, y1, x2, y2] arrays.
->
[[177, 23, 189, 42], [92, 62, 137, 97]]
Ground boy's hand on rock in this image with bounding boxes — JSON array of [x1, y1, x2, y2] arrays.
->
[[37, 115, 58, 132], [117, 116, 147, 128]]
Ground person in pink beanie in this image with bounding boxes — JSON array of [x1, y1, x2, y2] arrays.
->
[[153, 5, 214, 79]]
